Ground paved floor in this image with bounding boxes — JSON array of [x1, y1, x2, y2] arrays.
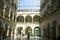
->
[[4, 36, 41, 40], [1, 36, 50, 40]]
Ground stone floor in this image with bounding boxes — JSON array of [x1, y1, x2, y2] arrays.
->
[[1, 36, 50, 40], [4, 37, 40, 40]]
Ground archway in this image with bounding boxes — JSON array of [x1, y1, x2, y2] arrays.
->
[[34, 27, 41, 36], [25, 27, 32, 36], [17, 27, 23, 35], [0, 22, 3, 39], [0, 0, 4, 16], [51, 20, 56, 40], [25, 15, 32, 22], [46, 23, 50, 38], [33, 15, 40, 22], [17, 16, 24, 22]]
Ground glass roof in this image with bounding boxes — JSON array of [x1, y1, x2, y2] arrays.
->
[[17, 0, 40, 10]]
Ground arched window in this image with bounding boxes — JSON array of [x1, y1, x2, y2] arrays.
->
[[25, 27, 32, 36], [17, 27, 23, 35], [5, 6, 9, 19], [25, 15, 32, 22], [51, 20, 56, 40], [10, 11, 13, 20], [17, 16, 24, 22], [0, 22, 3, 38], [52, 20, 56, 27], [0, 0, 4, 16], [33, 15, 40, 22], [47, 23, 50, 38], [34, 27, 41, 36]]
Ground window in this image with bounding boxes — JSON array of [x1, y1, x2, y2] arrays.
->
[[0, 0, 4, 16], [5, 7, 9, 19], [33, 15, 40, 22], [17, 16, 24, 22], [25, 16, 32, 22], [51, 20, 56, 40], [34, 27, 41, 36], [10, 11, 13, 20], [17, 27, 22, 35], [25, 27, 32, 36]]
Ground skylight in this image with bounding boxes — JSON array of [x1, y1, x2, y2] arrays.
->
[[17, 0, 40, 10]]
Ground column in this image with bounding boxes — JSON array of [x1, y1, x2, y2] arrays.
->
[[43, 28, 46, 38], [9, 28, 11, 37], [56, 25, 60, 39], [9, 9, 11, 20], [32, 28, 34, 36], [12, 13, 14, 20], [50, 26, 52, 40], [24, 17, 25, 24], [15, 15, 17, 22], [13, 29, 15, 37], [7, 26, 10, 37], [12, 13, 15, 21], [5, 24, 8, 38], [1, 24, 5, 40], [11, 28, 14, 37], [58, 25, 60, 35], [3, 4, 6, 18], [32, 17, 33, 23], [50, 26, 56, 40], [41, 29, 44, 40]]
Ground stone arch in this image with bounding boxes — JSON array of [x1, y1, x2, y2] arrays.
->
[[34, 27, 41, 36], [51, 20, 57, 40], [17, 16, 24, 22], [25, 15, 32, 22], [25, 27, 32, 36], [52, 20, 56, 27], [47, 23, 50, 28], [33, 15, 40, 22], [46, 23, 50, 38], [17, 27, 23, 35]]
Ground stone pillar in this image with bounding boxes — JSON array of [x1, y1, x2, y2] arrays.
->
[[41, 29, 44, 40], [4, 24, 8, 38], [50, 26, 56, 40], [1, 24, 5, 40], [13, 29, 15, 37], [11, 28, 14, 37], [0, 22, 2, 40], [58, 25, 60, 35], [12, 13, 14, 20], [3, 4, 6, 18], [15, 15, 17, 22], [43, 28, 46, 38], [9, 28, 11, 37], [32, 28, 34, 36], [7, 26, 10, 37], [24, 17, 25, 24], [9, 9, 11, 20], [32, 17, 33, 23], [45, 28, 50, 40], [56, 25, 60, 38], [41, 29, 44, 37]]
